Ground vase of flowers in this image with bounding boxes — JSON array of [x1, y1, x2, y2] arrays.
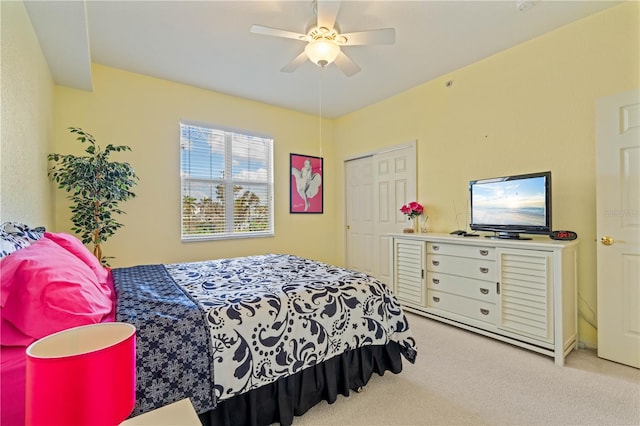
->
[[400, 201, 423, 233]]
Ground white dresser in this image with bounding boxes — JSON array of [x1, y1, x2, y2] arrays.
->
[[390, 233, 578, 365]]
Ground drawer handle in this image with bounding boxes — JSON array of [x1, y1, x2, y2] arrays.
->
[[432, 278, 440, 285], [432, 296, 440, 303], [480, 308, 490, 316], [432, 260, 440, 266], [432, 245, 440, 251], [479, 250, 489, 256], [479, 267, 489, 273], [480, 288, 489, 294]]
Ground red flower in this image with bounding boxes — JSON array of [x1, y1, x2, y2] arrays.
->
[[400, 201, 423, 219]]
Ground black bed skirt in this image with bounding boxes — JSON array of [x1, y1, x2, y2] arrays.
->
[[199, 342, 403, 426]]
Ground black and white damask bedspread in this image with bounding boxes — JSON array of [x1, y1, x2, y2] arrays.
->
[[164, 254, 417, 402]]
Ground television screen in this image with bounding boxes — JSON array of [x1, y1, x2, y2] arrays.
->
[[469, 171, 551, 238]]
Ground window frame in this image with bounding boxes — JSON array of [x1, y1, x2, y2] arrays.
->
[[180, 120, 274, 242]]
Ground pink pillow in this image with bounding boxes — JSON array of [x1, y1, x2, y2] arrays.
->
[[0, 238, 113, 340], [42, 232, 115, 305], [43, 232, 109, 285]]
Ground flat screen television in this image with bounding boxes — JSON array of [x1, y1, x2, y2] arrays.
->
[[469, 171, 552, 240]]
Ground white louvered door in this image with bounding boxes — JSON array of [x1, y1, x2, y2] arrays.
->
[[497, 249, 553, 345], [392, 238, 425, 307]]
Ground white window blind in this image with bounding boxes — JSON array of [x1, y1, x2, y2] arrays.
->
[[180, 122, 274, 240]]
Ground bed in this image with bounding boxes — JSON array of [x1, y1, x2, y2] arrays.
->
[[1, 224, 417, 426]]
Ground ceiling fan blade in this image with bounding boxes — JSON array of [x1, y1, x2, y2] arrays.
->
[[341, 28, 396, 46], [333, 51, 361, 77], [316, 0, 341, 30], [250, 25, 308, 41], [281, 50, 309, 73]]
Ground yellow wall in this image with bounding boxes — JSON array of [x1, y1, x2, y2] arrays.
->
[[6, 1, 638, 347], [333, 2, 640, 347], [54, 65, 337, 267], [0, 1, 54, 228]]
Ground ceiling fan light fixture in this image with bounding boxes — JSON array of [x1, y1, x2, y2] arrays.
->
[[305, 38, 340, 67]]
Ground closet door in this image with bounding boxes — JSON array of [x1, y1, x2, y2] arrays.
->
[[345, 156, 375, 275], [345, 142, 416, 284]]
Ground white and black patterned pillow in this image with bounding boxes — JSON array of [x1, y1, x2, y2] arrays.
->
[[0, 222, 45, 259]]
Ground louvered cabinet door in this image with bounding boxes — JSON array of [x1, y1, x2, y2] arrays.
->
[[393, 238, 426, 307], [497, 249, 554, 345]]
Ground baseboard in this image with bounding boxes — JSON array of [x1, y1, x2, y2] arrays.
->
[[578, 341, 597, 350]]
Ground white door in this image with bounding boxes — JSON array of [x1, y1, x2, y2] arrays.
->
[[373, 145, 417, 284], [596, 89, 640, 368], [345, 157, 374, 275], [345, 143, 416, 284]]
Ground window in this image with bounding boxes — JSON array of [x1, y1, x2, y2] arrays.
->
[[180, 122, 274, 241]]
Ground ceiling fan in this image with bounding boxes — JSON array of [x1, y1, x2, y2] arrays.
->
[[250, 0, 395, 77]]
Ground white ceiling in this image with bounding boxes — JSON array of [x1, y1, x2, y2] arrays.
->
[[25, 0, 620, 119]]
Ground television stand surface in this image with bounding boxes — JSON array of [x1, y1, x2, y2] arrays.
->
[[486, 231, 531, 240]]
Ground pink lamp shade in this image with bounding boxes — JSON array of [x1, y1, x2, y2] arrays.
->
[[25, 322, 136, 426]]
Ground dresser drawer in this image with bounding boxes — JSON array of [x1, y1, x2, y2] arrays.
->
[[427, 290, 496, 324], [427, 242, 495, 260], [427, 272, 496, 303], [427, 254, 496, 281]]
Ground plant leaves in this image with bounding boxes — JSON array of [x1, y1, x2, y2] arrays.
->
[[48, 127, 138, 263]]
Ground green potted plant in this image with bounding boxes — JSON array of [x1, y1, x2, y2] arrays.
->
[[48, 127, 138, 265]]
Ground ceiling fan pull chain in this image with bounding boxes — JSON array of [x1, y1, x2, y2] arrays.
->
[[319, 66, 323, 156]]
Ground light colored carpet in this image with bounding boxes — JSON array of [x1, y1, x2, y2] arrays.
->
[[293, 313, 640, 425]]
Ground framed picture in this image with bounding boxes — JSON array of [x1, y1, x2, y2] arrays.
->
[[290, 153, 323, 214]]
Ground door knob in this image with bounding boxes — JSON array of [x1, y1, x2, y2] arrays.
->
[[600, 235, 615, 246]]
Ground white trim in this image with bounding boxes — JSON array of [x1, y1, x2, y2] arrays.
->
[[344, 140, 417, 162], [179, 119, 273, 140]]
